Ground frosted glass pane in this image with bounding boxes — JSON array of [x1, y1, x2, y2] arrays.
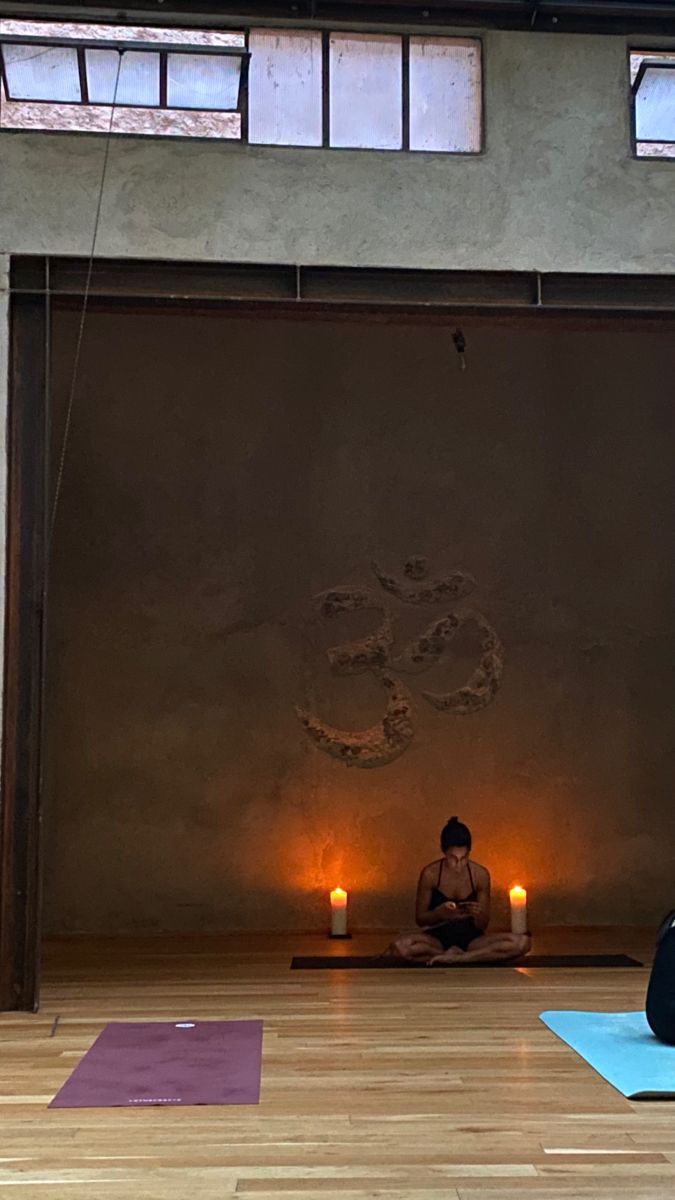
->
[[249, 29, 322, 147], [86, 49, 159, 106], [330, 33, 402, 150], [3, 43, 80, 102], [410, 37, 481, 153], [167, 52, 241, 110], [0, 97, 241, 138], [635, 66, 675, 141], [636, 140, 675, 159], [0, 19, 244, 48], [629, 50, 675, 87]]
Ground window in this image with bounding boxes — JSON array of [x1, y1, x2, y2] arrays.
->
[[329, 33, 403, 150], [0, 20, 248, 139], [248, 29, 482, 152], [0, 19, 482, 153], [409, 37, 482, 153], [248, 29, 323, 148], [630, 50, 675, 160]]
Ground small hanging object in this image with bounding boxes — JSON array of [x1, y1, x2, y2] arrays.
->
[[452, 327, 467, 371]]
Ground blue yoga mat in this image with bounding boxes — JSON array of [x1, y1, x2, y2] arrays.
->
[[540, 1010, 675, 1100]]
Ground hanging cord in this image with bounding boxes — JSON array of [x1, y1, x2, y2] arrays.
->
[[48, 49, 124, 551], [37, 52, 124, 945]]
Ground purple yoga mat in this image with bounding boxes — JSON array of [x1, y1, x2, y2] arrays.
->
[[49, 1020, 263, 1109]]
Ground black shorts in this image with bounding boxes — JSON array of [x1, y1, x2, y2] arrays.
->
[[436, 919, 482, 951]]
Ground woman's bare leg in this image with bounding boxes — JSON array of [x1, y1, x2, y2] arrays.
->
[[430, 933, 531, 965], [384, 933, 444, 962]]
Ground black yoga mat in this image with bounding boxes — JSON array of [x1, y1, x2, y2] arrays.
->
[[291, 954, 643, 970]]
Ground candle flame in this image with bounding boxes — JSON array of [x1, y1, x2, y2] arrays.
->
[[330, 887, 348, 904], [510, 885, 527, 899]]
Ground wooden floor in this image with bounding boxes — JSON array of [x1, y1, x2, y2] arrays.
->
[[0, 928, 672, 1199]]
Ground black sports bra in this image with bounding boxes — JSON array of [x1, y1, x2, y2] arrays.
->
[[430, 859, 477, 912]]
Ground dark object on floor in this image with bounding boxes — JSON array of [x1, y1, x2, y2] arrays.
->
[[646, 913, 675, 1044], [49, 1020, 263, 1109], [291, 954, 642, 970]]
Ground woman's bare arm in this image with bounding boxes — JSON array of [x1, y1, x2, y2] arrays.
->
[[415, 867, 461, 928], [459, 866, 490, 931]]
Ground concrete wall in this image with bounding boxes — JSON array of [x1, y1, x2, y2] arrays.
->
[[42, 309, 675, 934], [2, 24, 675, 933], [1, 30, 675, 272]]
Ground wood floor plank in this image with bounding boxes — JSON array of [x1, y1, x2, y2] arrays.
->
[[0, 928, 667, 1200]]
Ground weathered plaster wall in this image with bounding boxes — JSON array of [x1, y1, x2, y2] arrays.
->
[[42, 310, 675, 934], [1, 30, 675, 272], [3, 24, 675, 933]]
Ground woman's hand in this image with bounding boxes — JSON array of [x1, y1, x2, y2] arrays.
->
[[458, 900, 481, 918]]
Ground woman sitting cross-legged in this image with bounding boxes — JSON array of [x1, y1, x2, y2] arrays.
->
[[385, 816, 531, 966]]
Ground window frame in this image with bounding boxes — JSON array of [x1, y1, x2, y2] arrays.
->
[[0, 32, 250, 115], [629, 50, 675, 163], [0, 21, 484, 156]]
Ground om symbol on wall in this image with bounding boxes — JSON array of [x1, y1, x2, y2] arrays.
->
[[296, 556, 504, 769]]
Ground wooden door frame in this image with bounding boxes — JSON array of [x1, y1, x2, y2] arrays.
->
[[1, 278, 48, 1013], [3, 253, 675, 1012]]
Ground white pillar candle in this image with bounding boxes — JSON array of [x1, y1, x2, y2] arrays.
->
[[509, 886, 528, 935], [330, 887, 348, 937]]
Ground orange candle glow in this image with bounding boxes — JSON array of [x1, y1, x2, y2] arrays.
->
[[330, 887, 349, 937], [509, 886, 528, 934]]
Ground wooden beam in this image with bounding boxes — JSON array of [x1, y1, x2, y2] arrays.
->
[[3, 1, 675, 36]]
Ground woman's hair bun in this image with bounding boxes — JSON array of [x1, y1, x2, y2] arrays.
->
[[441, 815, 471, 852]]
